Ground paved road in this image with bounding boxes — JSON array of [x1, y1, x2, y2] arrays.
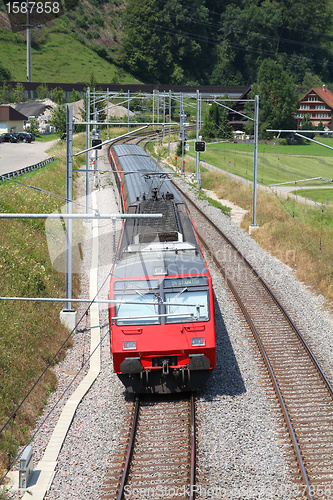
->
[[0, 140, 57, 175]]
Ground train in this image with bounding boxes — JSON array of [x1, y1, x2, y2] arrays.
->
[[108, 143, 216, 393]]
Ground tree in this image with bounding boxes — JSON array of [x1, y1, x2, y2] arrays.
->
[[246, 59, 298, 138], [120, 0, 209, 84], [36, 84, 49, 100], [0, 83, 9, 104], [300, 115, 315, 140], [69, 89, 82, 103], [51, 87, 64, 105], [301, 72, 323, 91], [0, 64, 11, 81], [80, 73, 106, 123], [200, 102, 233, 139], [219, 107, 233, 140], [28, 118, 39, 137], [10, 83, 25, 103], [49, 105, 66, 136]]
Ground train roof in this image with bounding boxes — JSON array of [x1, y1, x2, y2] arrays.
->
[[111, 144, 209, 277], [112, 250, 208, 280], [112, 144, 183, 205]]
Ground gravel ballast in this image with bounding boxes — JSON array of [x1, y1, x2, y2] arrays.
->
[[9, 147, 333, 500]]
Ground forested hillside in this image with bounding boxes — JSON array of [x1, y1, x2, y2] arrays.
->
[[1, 0, 333, 86], [121, 0, 333, 86]]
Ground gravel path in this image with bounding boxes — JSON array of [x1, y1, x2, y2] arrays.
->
[[9, 146, 333, 499]]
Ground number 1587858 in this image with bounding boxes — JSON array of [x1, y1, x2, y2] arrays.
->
[[5, 2, 60, 14]]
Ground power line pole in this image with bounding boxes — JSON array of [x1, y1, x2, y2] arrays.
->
[[250, 94, 259, 232], [26, 2, 31, 81]]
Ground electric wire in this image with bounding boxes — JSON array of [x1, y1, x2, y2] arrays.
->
[[0, 324, 112, 490], [125, 12, 333, 70], [0, 256, 115, 486], [0, 171, 97, 213], [267, 143, 333, 266]]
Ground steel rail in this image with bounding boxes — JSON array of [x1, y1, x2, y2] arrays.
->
[[117, 396, 140, 500], [175, 181, 333, 398], [198, 235, 313, 500], [168, 181, 329, 500], [190, 393, 196, 500]]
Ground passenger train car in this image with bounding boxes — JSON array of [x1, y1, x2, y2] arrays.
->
[[108, 143, 216, 393]]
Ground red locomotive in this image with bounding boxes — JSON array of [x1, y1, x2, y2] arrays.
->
[[108, 144, 216, 393]]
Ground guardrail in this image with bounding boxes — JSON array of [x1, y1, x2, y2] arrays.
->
[[0, 157, 55, 184]]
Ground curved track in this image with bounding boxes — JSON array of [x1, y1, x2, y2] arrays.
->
[[173, 181, 333, 500], [106, 135, 333, 498]]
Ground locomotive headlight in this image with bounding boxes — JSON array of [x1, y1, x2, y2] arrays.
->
[[123, 341, 137, 350], [191, 337, 205, 347]]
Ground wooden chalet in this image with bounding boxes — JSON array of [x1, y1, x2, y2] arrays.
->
[[297, 85, 333, 130]]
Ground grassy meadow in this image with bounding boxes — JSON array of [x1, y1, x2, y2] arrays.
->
[[187, 139, 333, 190], [0, 135, 84, 477], [0, 29, 136, 83]]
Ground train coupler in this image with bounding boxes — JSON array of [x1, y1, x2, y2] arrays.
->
[[162, 359, 169, 377]]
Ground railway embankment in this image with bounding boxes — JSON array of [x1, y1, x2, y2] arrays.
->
[[0, 137, 83, 483]]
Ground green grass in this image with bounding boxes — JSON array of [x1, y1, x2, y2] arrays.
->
[[0, 29, 137, 83], [187, 138, 333, 187], [36, 133, 60, 142], [289, 188, 333, 205], [197, 191, 231, 216], [0, 136, 83, 475]]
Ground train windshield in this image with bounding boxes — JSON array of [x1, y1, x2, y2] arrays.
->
[[165, 290, 209, 323], [114, 293, 159, 325]]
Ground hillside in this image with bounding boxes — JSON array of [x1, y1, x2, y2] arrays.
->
[[0, 28, 137, 84], [0, 0, 136, 84], [1, 0, 333, 88]]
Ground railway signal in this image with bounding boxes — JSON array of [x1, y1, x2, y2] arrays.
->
[[195, 141, 206, 152]]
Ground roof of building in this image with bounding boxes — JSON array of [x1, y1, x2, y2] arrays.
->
[[301, 86, 333, 109], [13, 99, 55, 118], [0, 105, 28, 121]]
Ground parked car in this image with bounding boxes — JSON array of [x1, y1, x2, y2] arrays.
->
[[2, 133, 18, 143], [16, 132, 33, 143], [0, 134, 4, 143]]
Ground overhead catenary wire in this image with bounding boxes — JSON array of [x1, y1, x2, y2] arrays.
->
[[125, 12, 333, 70], [153, 0, 333, 43], [0, 324, 112, 489]]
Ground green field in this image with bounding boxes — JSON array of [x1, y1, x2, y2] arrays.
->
[[186, 137, 333, 202], [0, 29, 136, 84], [290, 188, 333, 204]]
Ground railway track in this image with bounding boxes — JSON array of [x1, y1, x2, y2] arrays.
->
[[106, 135, 332, 498], [172, 181, 333, 500], [102, 394, 196, 500]]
